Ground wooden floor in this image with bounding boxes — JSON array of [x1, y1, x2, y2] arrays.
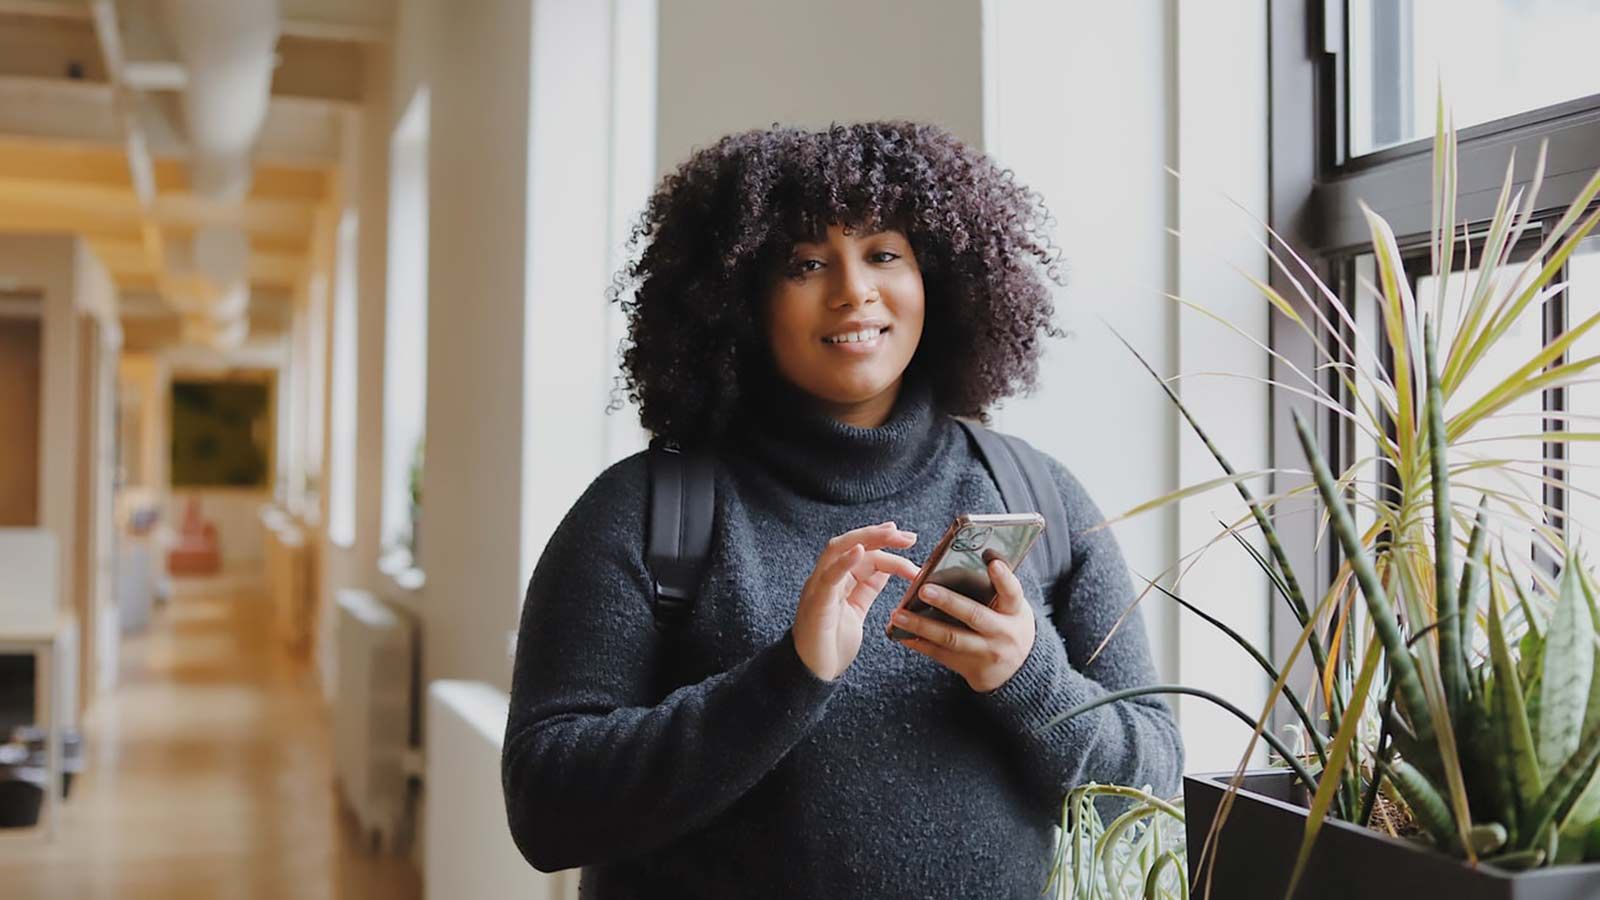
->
[[0, 580, 422, 899]]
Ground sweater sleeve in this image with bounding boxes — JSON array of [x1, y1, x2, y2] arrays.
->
[[972, 455, 1185, 810], [501, 455, 839, 873]]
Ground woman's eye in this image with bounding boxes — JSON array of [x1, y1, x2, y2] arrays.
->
[[870, 251, 900, 263], [789, 259, 823, 277]]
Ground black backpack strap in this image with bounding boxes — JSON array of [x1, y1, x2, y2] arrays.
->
[[955, 419, 1073, 612], [645, 440, 716, 624], [644, 424, 1070, 624]]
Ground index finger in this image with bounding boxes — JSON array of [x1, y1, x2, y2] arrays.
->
[[826, 521, 917, 559]]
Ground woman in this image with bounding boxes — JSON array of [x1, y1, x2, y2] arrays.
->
[[502, 121, 1183, 898]]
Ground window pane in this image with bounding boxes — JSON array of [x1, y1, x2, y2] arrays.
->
[[1349, 0, 1600, 156], [1568, 238, 1600, 562], [383, 88, 430, 567], [1419, 265, 1547, 584], [328, 211, 359, 549]]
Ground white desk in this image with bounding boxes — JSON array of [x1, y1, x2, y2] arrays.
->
[[0, 617, 68, 841]]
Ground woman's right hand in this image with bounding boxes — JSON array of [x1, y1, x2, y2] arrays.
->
[[792, 521, 920, 682]]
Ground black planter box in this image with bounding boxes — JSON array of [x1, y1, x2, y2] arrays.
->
[[1183, 770, 1600, 899]]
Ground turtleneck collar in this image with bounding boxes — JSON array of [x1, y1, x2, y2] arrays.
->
[[736, 377, 952, 504]]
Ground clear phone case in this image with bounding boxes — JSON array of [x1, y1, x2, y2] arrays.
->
[[885, 512, 1046, 641]]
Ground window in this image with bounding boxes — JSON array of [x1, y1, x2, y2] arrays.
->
[[1348, 0, 1600, 157], [382, 88, 430, 571], [1568, 238, 1600, 559], [1267, 0, 1600, 669], [303, 272, 328, 507], [327, 210, 359, 548]]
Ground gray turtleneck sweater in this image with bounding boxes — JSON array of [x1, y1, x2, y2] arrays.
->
[[502, 381, 1183, 898]]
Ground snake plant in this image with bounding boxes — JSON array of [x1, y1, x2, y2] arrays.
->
[[1037, 91, 1600, 897]]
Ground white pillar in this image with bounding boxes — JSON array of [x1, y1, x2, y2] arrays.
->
[[417, 0, 537, 690]]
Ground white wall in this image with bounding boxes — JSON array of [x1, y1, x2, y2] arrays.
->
[[1171, 0, 1272, 773], [981, 0, 1180, 691], [654, 0, 983, 182], [520, 0, 626, 586], [983, 0, 1271, 773]]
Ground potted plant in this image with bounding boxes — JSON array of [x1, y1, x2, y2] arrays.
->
[[1039, 98, 1600, 899]]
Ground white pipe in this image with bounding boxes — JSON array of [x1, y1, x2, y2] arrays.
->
[[158, 0, 280, 350], [160, 0, 280, 203]]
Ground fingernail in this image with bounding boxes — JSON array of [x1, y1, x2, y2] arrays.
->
[[892, 611, 908, 624], [920, 585, 938, 599]]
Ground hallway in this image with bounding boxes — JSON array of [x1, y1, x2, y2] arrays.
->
[[0, 582, 421, 899]]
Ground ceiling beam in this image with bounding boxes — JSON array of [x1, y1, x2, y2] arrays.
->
[[0, 174, 321, 238], [89, 235, 305, 289], [0, 75, 346, 165], [0, 135, 332, 200], [0, 0, 393, 43], [89, 0, 155, 207], [0, 7, 373, 103]]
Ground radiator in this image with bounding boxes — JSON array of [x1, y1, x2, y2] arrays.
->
[[334, 589, 417, 852], [426, 680, 579, 900]]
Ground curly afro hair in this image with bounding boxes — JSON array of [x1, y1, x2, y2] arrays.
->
[[608, 120, 1066, 448]]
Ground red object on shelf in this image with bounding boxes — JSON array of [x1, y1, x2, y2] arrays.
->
[[166, 497, 221, 576]]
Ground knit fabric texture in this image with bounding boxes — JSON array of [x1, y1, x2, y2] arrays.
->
[[502, 378, 1185, 898]]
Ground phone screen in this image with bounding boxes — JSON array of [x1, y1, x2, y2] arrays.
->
[[886, 513, 1046, 641]]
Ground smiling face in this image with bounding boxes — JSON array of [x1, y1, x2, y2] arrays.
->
[[764, 223, 927, 428]]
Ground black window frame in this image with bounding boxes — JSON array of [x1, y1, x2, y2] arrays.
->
[[1266, 0, 1600, 685]]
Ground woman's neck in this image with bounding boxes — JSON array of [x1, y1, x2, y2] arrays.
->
[[809, 378, 903, 429], [739, 376, 947, 503]]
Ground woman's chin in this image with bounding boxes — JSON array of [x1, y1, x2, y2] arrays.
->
[[814, 378, 901, 408]]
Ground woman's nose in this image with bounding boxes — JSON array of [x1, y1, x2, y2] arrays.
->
[[829, 267, 878, 309]]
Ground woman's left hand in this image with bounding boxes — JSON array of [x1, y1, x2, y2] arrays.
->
[[891, 558, 1036, 693]]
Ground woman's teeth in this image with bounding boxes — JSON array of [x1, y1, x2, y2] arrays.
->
[[824, 327, 886, 344]]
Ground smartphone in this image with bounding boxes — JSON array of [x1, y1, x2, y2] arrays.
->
[[885, 512, 1046, 641]]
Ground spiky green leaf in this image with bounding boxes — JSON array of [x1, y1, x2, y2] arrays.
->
[[1489, 577, 1543, 818], [1425, 316, 1469, 720], [1457, 498, 1491, 667], [1538, 554, 1594, 779], [1388, 758, 1460, 852]]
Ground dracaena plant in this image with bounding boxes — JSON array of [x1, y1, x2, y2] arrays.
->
[[1037, 92, 1600, 897]]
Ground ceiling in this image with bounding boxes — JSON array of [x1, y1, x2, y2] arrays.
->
[[0, 0, 392, 351]]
